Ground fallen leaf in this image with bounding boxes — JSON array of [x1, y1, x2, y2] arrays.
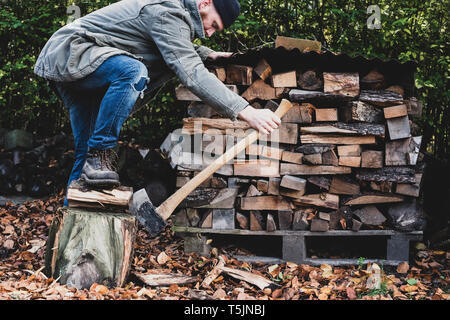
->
[[397, 262, 409, 274], [271, 288, 282, 299], [212, 288, 226, 299], [320, 264, 333, 279], [346, 287, 357, 300], [157, 252, 170, 265], [3, 239, 14, 250], [318, 293, 328, 300]]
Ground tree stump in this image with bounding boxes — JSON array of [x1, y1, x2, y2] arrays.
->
[[44, 207, 136, 289]]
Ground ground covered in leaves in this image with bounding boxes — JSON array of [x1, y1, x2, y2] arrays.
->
[[0, 193, 448, 300]]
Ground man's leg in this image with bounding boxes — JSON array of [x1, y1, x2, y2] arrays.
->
[[53, 83, 102, 205], [73, 55, 149, 186]]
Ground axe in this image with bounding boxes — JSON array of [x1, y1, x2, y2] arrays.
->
[[130, 99, 293, 237]]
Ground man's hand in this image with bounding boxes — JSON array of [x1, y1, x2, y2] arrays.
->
[[207, 51, 234, 61], [238, 105, 281, 135]]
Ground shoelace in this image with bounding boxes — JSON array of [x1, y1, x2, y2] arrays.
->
[[93, 149, 118, 172]]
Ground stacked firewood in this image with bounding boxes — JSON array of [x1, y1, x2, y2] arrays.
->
[[0, 130, 73, 197], [163, 40, 425, 233]]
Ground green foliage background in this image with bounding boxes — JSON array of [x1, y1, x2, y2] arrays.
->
[[0, 0, 448, 158]]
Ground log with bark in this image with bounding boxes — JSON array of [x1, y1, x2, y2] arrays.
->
[[44, 207, 136, 289]]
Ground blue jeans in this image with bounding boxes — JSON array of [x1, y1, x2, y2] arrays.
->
[[54, 55, 149, 205]]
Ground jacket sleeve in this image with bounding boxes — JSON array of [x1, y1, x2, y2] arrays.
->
[[193, 44, 214, 61], [142, 6, 249, 119]]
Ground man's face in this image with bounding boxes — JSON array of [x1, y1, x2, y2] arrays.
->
[[198, 0, 224, 37]]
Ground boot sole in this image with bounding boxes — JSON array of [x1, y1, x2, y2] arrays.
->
[[80, 174, 120, 188]]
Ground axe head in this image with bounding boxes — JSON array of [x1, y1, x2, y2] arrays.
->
[[130, 188, 167, 237]]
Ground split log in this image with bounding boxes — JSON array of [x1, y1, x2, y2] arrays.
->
[[386, 116, 411, 140], [301, 123, 385, 137], [195, 188, 238, 209], [300, 134, 376, 145], [220, 266, 276, 290], [135, 273, 198, 287], [307, 176, 331, 190], [303, 153, 322, 165], [359, 90, 404, 107], [339, 156, 361, 167], [355, 167, 416, 183], [186, 208, 201, 226], [315, 108, 338, 122], [383, 104, 408, 119], [211, 176, 227, 188], [180, 188, 219, 207], [386, 85, 405, 98], [212, 209, 235, 230], [278, 210, 293, 230], [281, 151, 303, 164], [368, 181, 393, 193], [275, 35, 321, 52], [280, 175, 307, 191], [246, 144, 283, 160], [240, 196, 292, 211], [241, 79, 277, 102], [202, 256, 225, 288], [353, 205, 386, 226], [289, 89, 355, 104], [271, 71, 297, 88], [236, 212, 249, 229], [173, 209, 190, 226], [329, 176, 361, 195], [322, 149, 339, 166], [44, 207, 136, 289], [385, 137, 421, 166], [291, 193, 339, 209], [292, 210, 310, 230], [281, 103, 314, 123], [209, 67, 226, 82], [361, 150, 384, 168], [340, 101, 383, 123], [246, 184, 263, 197], [67, 181, 133, 209], [310, 219, 329, 232], [249, 211, 265, 230], [395, 173, 423, 198], [297, 70, 323, 91], [280, 163, 351, 175], [294, 143, 335, 155], [226, 65, 253, 85], [256, 179, 269, 193], [199, 210, 213, 228], [352, 219, 363, 231], [254, 59, 272, 81], [323, 72, 359, 97], [266, 214, 277, 232], [360, 70, 385, 89], [343, 193, 404, 206], [176, 176, 190, 188], [318, 212, 330, 221], [267, 177, 281, 195], [337, 145, 361, 157], [182, 118, 298, 144], [280, 187, 307, 199], [234, 160, 280, 177]]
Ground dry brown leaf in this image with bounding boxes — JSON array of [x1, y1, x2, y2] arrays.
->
[[271, 288, 282, 299], [157, 251, 170, 265], [212, 288, 226, 299], [397, 262, 409, 274], [346, 287, 357, 300]]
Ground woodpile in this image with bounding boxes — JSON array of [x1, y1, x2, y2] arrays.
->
[[0, 131, 73, 197], [169, 42, 425, 233]]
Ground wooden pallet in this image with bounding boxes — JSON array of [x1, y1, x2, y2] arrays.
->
[[173, 226, 423, 266]]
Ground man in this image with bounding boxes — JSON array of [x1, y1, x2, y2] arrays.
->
[[34, 0, 281, 202]]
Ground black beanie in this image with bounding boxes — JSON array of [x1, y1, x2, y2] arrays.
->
[[212, 0, 240, 29]]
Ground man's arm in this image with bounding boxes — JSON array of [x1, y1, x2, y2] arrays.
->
[[143, 6, 280, 133]]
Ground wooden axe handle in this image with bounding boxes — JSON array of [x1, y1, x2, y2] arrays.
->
[[156, 99, 293, 220]]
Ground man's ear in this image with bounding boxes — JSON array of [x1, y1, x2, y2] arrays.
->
[[198, 0, 212, 11]]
